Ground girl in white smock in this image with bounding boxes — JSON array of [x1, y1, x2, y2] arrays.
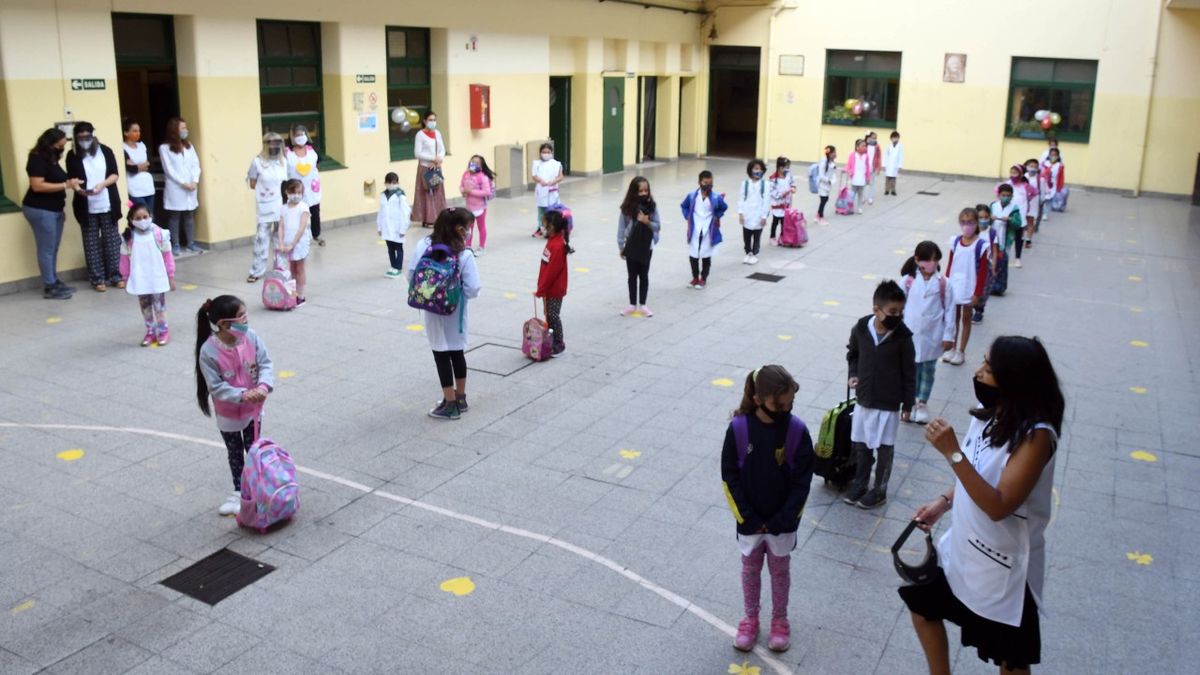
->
[[738, 159, 771, 264], [246, 132, 287, 282], [120, 203, 176, 347], [277, 179, 312, 306], [531, 142, 563, 237], [286, 124, 324, 245]]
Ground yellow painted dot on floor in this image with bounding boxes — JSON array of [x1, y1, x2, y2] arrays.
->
[[777, 334, 793, 341], [519, 208, 530, 214], [439, 576, 476, 596], [823, 300, 840, 307], [377, 239, 386, 246], [1130, 340, 1149, 348], [181, 284, 197, 291], [173, 483, 186, 496], [933, 218, 947, 225], [9, 599, 35, 615], [862, 274, 876, 280], [1126, 239, 1138, 245], [1126, 551, 1153, 566], [1130, 306, 1144, 313], [149, 342, 161, 349], [1130, 450, 1158, 463], [893, 249, 907, 255], [278, 370, 296, 379], [1130, 386, 1148, 395], [711, 378, 734, 388], [728, 661, 762, 675], [56, 449, 84, 462], [1128, 276, 1142, 282], [406, 324, 424, 332], [45, 317, 62, 324], [619, 449, 642, 459], [503, 292, 516, 300], [574, 267, 590, 273], [1126, 215, 1137, 220]]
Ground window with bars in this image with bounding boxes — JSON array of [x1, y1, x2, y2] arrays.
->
[[1006, 57, 1097, 142], [822, 50, 901, 127], [387, 26, 432, 162], [257, 20, 336, 167]]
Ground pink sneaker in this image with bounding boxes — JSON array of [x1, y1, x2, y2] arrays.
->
[[639, 305, 653, 317], [157, 329, 170, 346], [734, 616, 759, 652], [140, 331, 155, 347], [768, 618, 790, 652], [620, 305, 637, 316]]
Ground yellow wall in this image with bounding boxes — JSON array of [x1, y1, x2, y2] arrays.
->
[[1142, 8, 1200, 196]]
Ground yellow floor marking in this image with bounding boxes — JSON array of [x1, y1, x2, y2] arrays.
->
[[728, 662, 762, 675], [823, 300, 840, 307], [1126, 239, 1138, 245], [1127, 276, 1142, 282], [1126, 551, 1153, 566], [56, 449, 85, 462], [173, 484, 186, 495], [893, 249, 907, 255], [10, 599, 35, 615], [439, 577, 476, 596], [574, 267, 590, 273], [619, 449, 642, 460], [862, 274, 876, 280], [1130, 340, 1149, 348], [1130, 450, 1157, 463], [1126, 215, 1137, 220], [519, 208, 530, 214], [406, 324, 424, 332], [181, 284, 197, 291], [933, 218, 946, 225], [278, 371, 296, 379], [377, 240, 386, 246], [1130, 306, 1144, 313], [149, 342, 161, 349], [45, 317, 63, 324], [777, 335, 793, 341], [1129, 386, 1147, 395], [503, 292, 516, 300], [711, 378, 734, 388]]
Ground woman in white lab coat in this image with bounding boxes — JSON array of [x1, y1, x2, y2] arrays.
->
[[159, 117, 202, 255]]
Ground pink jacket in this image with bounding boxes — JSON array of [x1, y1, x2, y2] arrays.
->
[[460, 170, 494, 214], [847, 150, 873, 183]]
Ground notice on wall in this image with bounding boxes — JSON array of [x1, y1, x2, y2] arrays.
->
[[70, 78, 106, 91], [355, 74, 376, 84], [778, 55, 804, 76], [358, 113, 379, 133]]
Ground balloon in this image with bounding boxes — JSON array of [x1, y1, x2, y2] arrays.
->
[[1040, 118, 1053, 130], [390, 107, 412, 133], [852, 102, 864, 116], [861, 101, 873, 113], [844, 98, 860, 111], [406, 108, 422, 127], [1034, 110, 1048, 121], [1050, 112, 1062, 125]]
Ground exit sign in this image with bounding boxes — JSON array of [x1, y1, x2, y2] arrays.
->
[[355, 74, 376, 84], [70, 79, 106, 91]]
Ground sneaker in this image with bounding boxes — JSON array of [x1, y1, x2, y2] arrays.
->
[[477, 248, 486, 256], [734, 616, 759, 652], [53, 280, 76, 294], [868, 198, 875, 205], [950, 351, 966, 366], [912, 405, 931, 425], [140, 331, 155, 347], [218, 491, 241, 516], [172, 248, 181, 256], [742, 254, 752, 265], [316, 237, 326, 247], [1014, 259, 1023, 268], [842, 484, 868, 505], [972, 311, 983, 324], [1024, 240, 1032, 249], [43, 285, 73, 300], [531, 230, 543, 238], [550, 346, 565, 358], [639, 305, 654, 318], [768, 618, 790, 652], [818, 218, 829, 226], [157, 329, 170, 346], [188, 244, 204, 253], [687, 278, 700, 289], [856, 208, 864, 215], [769, 238, 777, 246], [941, 350, 955, 363], [697, 279, 707, 289], [621, 305, 637, 316], [1041, 214, 1049, 223], [385, 268, 401, 278], [749, 255, 758, 265], [455, 395, 469, 413], [856, 488, 887, 510], [296, 297, 307, 307], [428, 400, 461, 420]]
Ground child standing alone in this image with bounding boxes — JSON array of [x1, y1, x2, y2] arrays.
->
[[845, 281, 916, 509], [377, 172, 411, 277], [460, 154, 495, 254], [738, 159, 771, 264], [195, 295, 275, 516], [120, 204, 176, 346], [681, 170, 728, 289], [721, 365, 814, 654], [277, 179, 312, 306], [900, 242, 956, 424], [535, 209, 571, 358]]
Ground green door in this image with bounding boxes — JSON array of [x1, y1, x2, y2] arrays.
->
[[549, 77, 571, 174], [602, 76, 625, 174]]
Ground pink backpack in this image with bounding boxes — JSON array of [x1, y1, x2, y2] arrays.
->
[[778, 208, 808, 247], [522, 299, 554, 362], [262, 255, 297, 311], [237, 434, 300, 533]]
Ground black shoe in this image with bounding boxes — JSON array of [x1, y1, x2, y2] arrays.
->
[[455, 395, 469, 413], [842, 485, 868, 505], [43, 285, 72, 300], [428, 400, 461, 420], [972, 311, 983, 324], [53, 280, 76, 294], [856, 489, 887, 510]]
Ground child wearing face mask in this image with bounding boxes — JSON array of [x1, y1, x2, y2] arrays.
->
[[900, 242, 956, 424], [943, 209, 988, 365], [999, 165, 1034, 265], [277, 179, 312, 306], [195, 294, 275, 516], [865, 132, 883, 204], [531, 143, 563, 237], [120, 203, 176, 347], [767, 156, 795, 246], [971, 203, 995, 325], [681, 170, 728, 289], [460, 154, 496, 254], [738, 158, 770, 264], [815, 145, 837, 225], [846, 139, 872, 214], [378, 172, 412, 278], [722, 364, 814, 654], [845, 281, 915, 509], [246, 132, 287, 283]]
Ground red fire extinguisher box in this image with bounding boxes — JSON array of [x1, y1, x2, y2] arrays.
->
[[469, 84, 490, 129]]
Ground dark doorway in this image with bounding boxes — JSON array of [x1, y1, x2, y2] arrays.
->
[[602, 76, 625, 174], [549, 77, 572, 174], [707, 46, 760, 158], [637, 75, 658, 162]]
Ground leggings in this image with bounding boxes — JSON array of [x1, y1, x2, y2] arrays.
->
[[769, 215, 784, 239], [817, 196, 829, 218], [544, 297, 565, 351], [626, 255, 651, 305], [742, 228, 762, 255], [689, 256, 712, 280], [220, 420, 257, 491], [138, 293, 167, 333], [432, 349, 467, 388], [466, 210, 487, 248], [165, 209, 196, 251], [741, 543, 791, 621], [309, 204, 322, 239]]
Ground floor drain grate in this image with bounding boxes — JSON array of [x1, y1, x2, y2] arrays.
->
[[160, 549, 275, 605], [465, 342, 536, 377], [917, 191, 940, 196], [747, 272, 784, 283]]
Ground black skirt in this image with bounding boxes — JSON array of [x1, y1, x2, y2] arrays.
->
[[898, 567, 1041, 670]]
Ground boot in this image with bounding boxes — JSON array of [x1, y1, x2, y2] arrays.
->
[[843, 443, 874, 504]]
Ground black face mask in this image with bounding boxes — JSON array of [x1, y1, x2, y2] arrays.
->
[[761, 404, 792, 424], [700, 184, 712, 194], [974, 378, 1001, 409], [881, 314, 903, 330]]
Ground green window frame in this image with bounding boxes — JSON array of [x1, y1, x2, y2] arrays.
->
[[822, 50, 901, 128], [386, 26, 432, 162], [1006, 57, 1097, 143], [256, 20, 341, 169], [0, 160, 18, 214]]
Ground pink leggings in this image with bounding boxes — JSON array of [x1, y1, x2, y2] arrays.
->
[[741, 543, 791, 620], [466, 210, 487, 248]]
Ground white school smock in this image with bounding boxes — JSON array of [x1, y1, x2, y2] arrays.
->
[[1006, 179, 1029, 221], [377, 190, 412, 243], [286, 146, 322, 206], [738, 178, 770, 231], [850, 153, 868, 187], [989, 200, 1018, 253], [946, 236, 982, 305], [531, 159, 563, 208], [82, 151, 110, 214], [279, 203, 311, 261], [688, 193, 717, 258], [866, 144, 880, 178], [124, 226, 172, 295], [124, 142, 155, 198], [408, 236, 482, 352], [937, 417, 1058, 626], [159, 143, 201, 211], [247, 156, 288, 223], [850, 320, 900, 448], [883, 142, 904, 178], [737, 531, 798, 557], [768, 173, 795, 217], [902, 273, 957, 363], [817, 160, 837, 197]]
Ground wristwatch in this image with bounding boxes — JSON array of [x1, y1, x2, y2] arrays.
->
[[949, 452, 965, 465]]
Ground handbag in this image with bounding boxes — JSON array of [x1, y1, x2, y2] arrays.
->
[[424, 167, 444, 192]]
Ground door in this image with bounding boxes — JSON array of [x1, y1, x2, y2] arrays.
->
[[602, 76, 625, 174], [637, 76, 658, 163], [548, 77, 572, 175], [707, 46, 760, 158]]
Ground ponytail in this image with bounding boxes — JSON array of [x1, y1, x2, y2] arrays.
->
[[900, 255, 918, 278], [732, 365, 798, 418]]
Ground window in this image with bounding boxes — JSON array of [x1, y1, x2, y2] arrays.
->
[[1006, 58, 1097, 142], [822, 50, 901, 127], [257, 21, 338, 167], [386, 27, 432, 162]]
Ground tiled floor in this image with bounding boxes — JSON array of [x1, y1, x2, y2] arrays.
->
[[1, 158, 1197, 674]]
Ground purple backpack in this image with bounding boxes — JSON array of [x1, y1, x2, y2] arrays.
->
[[236, 436, 299, 533], [731, 414, 808, 468]]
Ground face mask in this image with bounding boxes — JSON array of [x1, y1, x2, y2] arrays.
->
[[77, 138, 94, 150], [268, 145, 282, 156], [868, 139, 877, 146], [293, 134, 308, 146], [541, 152, 552, 161], [228, 321, 249, 336], [751, 171, 763, 179], [425, 121, 437, 130], [700, 184, 712, 194], [961, 224, 977, 237], [917, 260, 936, 275], [974, 378, 1000, 409], [468, 163, 479, 173], [132, 218, 153, 231], [999, 196, 1012, 206], [179, 130, 189, 140], [287, 193, 304, 205], [761, 403, 792, 424], [881, 314, 902, 330], [127, 131, 140, 142]]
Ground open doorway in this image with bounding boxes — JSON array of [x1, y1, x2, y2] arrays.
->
[[707, 46, 759, 158], [636, 75, 658, 163], [548, 77, 572, 174]]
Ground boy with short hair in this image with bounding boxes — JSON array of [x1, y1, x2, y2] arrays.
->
[[377, 171, 411, 277], [883, 131, 904, 196], [680, 170, 728, 289]]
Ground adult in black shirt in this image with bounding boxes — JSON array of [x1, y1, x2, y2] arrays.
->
[[22, 128, 80, 300], [65, 121, 124, 291]]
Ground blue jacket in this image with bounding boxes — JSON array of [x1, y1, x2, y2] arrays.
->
[[680, 189, 727, 246]]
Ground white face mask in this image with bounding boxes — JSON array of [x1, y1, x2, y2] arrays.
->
[[541, 152, 552, 161], [384, 183, 399, 191], [77, 138, 94, 150], [293, 134, 308, 146], [287, 193, 304, 205], [131, 218, 153, 231], [179, 130, 189, 140], [425, 121, 437, 130]]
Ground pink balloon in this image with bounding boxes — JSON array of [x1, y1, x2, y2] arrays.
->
[[1040, 118, 1053, 130], [852, 102, 864, 116]]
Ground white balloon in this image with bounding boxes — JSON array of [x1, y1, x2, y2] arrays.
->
[[390, 107, 406, 124], [1034, 110, 1048, 121]]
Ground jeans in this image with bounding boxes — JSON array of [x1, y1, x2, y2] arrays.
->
[[432, 350, 467, 388], [129, 194, 155, 220], [742, 227, 762, 255], [626, 255, 651, 305], [915, 360, 937, 402], [689, 256, 711, 281], [220, 420, 258, 491], [166, 209, 196, 252], [544, 297, 565, 352], [81, 212, 122, 285], [22, 206, 65, 286], [386, 241, 404, 270]]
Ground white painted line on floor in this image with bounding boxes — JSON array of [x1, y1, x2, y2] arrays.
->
[[0, 422, 793, 675]]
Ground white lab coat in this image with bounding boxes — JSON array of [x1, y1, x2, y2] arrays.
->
[[159, 143, 201, 211], [901, 273, 956, 363], [883, 142, 904, 178], [378, 190, 412, 243], [737, 178, 770, 231]]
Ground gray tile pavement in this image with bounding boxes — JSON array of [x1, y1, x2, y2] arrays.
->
[[1, 158, 1198, 673]]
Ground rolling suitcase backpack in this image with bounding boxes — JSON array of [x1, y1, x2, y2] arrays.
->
[[261, 254, 298, 311], [814, 387, 857, 489], [237, 428, 300, 533], [522, 298, 554, 362], [778, 208, 809, 248], [834, 187, 852, 215]]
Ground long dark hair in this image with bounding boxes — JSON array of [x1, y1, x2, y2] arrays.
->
[[619, 176, 653, 219], [900, 240, 942, 277], [971, 336, 1065, 453], [733, 365, 798, 418], [121, 203, 151, 244], [469, 154, 496, 181], [542, 209, 574, 254], [431, 207, 473, 253], [195, 295, 246, 417], [30, 128, 66, 162]]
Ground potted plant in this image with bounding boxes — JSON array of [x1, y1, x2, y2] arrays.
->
[[825, 107, 857, 126], [1010, 120, 1045, 139]]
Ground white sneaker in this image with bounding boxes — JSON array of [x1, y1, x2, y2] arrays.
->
[[950, 351, 966, 366], [941, 350, 955, 363], [742, 254, 752, 265], [477, 248, 486, 256], [620, 305, 637, 316], [639, 305, 654, 317], [856, 209, 864, 215], [218, 491, 241, 516], [1014, 259, 1023, 268], [868, 198, 875, 205], [912, 405, 930, 425], [749, 255, 759, 265]]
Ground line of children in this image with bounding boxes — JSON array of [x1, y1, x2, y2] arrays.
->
[[378, 172, 412, 277], [617, 176, 661, 317], [767, 156, 795, 245], [738, 159, 771, 264], [277, 179, 311, 306], [681, 170, 728, 289], [535, 209, 571, 357], [120, 203, 176, 346], [460, 154, 496, 254], [900, 243, 955, 424]]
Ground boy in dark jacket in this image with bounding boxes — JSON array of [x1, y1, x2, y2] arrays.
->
[[845, 280, 916, 509]]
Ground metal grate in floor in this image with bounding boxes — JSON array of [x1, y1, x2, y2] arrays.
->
[[159, 549, 275, 605]]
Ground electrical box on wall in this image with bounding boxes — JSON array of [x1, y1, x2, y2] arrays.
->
[[469, 84, 490, 130]]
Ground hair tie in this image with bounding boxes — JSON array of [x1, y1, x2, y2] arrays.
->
[[752, 368, 761, 386], [202, 298, 212, 312]]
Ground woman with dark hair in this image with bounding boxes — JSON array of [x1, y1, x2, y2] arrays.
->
[[159, 117, 202, 255], [408, 208, 481, 420], [122, 118, 155, 219], [900, 336, 1065, 675], [412, 111, 447, 228], [65, 121, 124, 291], [616, 176, 660, 316], [22, 128, 81, 299]]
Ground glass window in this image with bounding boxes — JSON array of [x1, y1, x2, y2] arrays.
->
[[387, 26, 432, 162], [823, 50, 902, 127], [1007, 57, 1098, 142], [257, 20, 334, 165]]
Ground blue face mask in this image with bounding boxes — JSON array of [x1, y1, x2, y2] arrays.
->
[[468, 163, 479, 173], [751, 171, 764, 179], [228, 322, 249, 335]]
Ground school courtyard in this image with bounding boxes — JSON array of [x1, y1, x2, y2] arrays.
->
[[0, 158, 1196, 674]]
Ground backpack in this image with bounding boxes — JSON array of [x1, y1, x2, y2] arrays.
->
[[236, 435, 299, 533], [904, 275, 947, 306], [946, 236, 985, 277], [1049, 186, 1069, 212], [742, 178, 766, 201], [407, 243, 463, 317], [814, 390, 857, 488], [778, 208, 808, 247], [522, 299, 554, 362], [261, 255, 297, 311], [834, 187, 852, 215], [731, 414, 807, 469], [807, 163, 820, 194]]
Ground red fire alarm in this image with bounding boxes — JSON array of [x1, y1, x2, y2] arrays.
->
[[469, 84, 490, 129]]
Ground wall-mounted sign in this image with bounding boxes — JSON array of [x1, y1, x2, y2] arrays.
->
[[778, 55, 804, 76], [355, 74, 376, 84], [70, 79, 106, 91]]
